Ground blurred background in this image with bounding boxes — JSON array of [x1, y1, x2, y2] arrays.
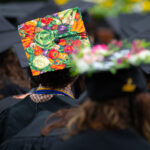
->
[[0, 0, 150, 99]]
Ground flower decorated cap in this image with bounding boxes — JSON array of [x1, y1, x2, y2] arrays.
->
[[18, 7, 90, 76], [72, 40, 150, 101], [72, 40, 150, 75]]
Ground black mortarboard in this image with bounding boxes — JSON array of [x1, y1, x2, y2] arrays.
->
[[118, 13, 147, 39], [140, 64, 150, 75], [18, 1, 60, 24], [0, 16, 15, 32], [131, 15, 150, 33], [128, 14, 150, 42], [0, 30, 20, 53], [0, 2, 45, 25], [0, 16, 20, 53], [59, 0, 95, 12], [128, 30, 150, 42], [13, 43, 29, 68], [86, 67, 147, 102], [105, 17, 122, 38]]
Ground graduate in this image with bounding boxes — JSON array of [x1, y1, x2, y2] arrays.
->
[[0, 7, 90, 144], [51, 41, 150, 150]]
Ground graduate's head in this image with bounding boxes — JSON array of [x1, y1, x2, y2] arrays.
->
[[32, 68, 75, 89], [0, 49, 30, 91], [66, 93, 150, 141]]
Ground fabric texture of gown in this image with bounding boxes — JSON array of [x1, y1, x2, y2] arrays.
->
[[0, 94, 77, 144], [51, 129, 150, 150], [0, 110, 66, 150]]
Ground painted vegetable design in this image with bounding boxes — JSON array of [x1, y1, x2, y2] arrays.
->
[[18, 7, 90, 76]]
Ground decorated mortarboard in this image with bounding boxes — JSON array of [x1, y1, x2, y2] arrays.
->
[[71, 40, 150, 101], [18, 7, 90, 76]]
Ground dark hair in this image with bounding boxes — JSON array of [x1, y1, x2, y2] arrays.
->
[[32, 68, 75, 89], [71, 75, 86, 98], [0, 49, 30, 90]]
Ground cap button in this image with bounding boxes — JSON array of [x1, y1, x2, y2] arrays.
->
[[54, 38, 60, 44]]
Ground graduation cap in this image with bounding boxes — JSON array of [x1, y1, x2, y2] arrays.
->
[[13, 43, 29, 68], [128, 15, 150, 42], [0, 16, 15, 32], [105, 17, 123, 38], [86, 67, 147, 102], [0, 16, 20, 54], [58, 0, 95, 29], [18, 1, 60, 24], [71, 42, 150, 102], [58, 0, 95, 12], [0, 2, 45, 25], [131, 15, 150, 33], [118, 13, 145, 39], [128, 30, 150, 42], [18, 7, 91, 76], [140, 64, 150, 75]]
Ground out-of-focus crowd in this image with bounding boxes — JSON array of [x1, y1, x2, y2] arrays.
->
[[0, 1, 150, 150]]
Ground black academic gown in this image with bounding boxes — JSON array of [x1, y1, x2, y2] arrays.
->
[[0, 79, 27, 100], [51, 129, 150, 150], [0, 110, 65, 150], [0, 95, 77, 144], [0, 96, 22, 113]]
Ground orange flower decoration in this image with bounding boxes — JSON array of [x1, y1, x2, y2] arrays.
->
[[75, 12, 80, 20], [64, 45, 74, 54], [51, 24, 58, 30], [31, 70, 40, 76], [58, 39, 66, 46], [24, 21, 36, 36], [41, 17, 53, 25], [21, 36, 33, 49], [48, 49, 59, 59], [51, 63, 66, 70], [34, 46, 43, 56]]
